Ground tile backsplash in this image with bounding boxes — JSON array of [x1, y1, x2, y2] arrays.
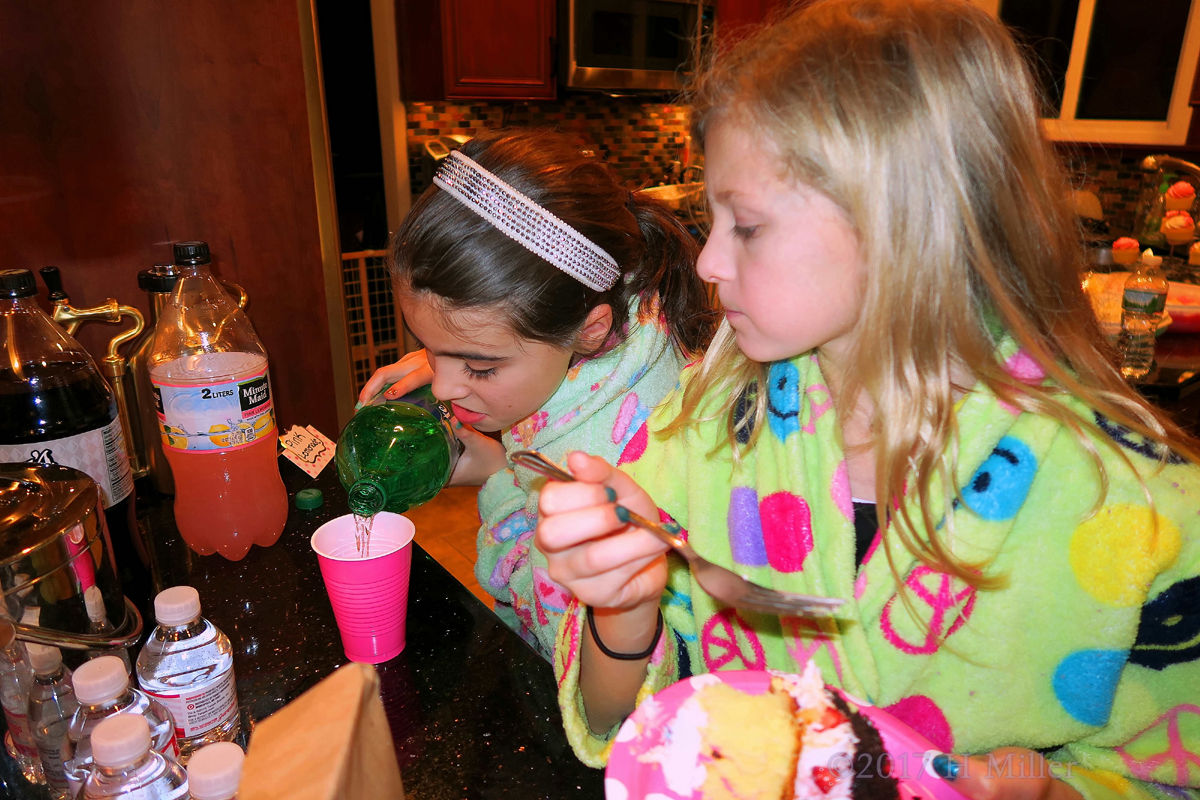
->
[[406, 98, 691, 195], [406, 97, 1155, 235], [1061, 151, 1149, 236]]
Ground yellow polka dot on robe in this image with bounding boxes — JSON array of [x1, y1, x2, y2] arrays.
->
[[1069, 505, 1182, 607]]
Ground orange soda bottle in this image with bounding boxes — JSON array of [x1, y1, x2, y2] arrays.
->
[[148, 242, 287, 560]]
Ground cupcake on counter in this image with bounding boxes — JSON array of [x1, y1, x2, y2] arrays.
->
[[1190, 241, 1200, 267], [1165, 180, 1196, 211], [1161, 209, 1196, 245], [1111, 236, 1141, 265]]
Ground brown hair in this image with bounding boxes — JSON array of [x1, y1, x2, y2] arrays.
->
[[673, 0, 1199, 586], [391, 130, 717, 357]]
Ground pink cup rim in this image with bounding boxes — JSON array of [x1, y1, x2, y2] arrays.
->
[[310, 512, 416, 562]]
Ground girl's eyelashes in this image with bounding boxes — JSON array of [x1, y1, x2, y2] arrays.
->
[[462, 362, 498, 379], [733, 224, 760, 240]]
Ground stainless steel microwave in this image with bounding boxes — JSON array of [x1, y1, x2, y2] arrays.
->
[[560, 0, 715, 92]]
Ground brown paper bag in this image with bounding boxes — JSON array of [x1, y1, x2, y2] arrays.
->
[[240, 662, 405, 800]]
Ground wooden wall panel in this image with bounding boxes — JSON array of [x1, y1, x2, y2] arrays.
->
[[0, 0, 340, 435]]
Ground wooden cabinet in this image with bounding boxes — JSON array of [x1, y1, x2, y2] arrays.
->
[[399, 0, 556, 102], [716, 0, 789, 38], [0, 0, 344, 434], [443, 0, 555, 100]]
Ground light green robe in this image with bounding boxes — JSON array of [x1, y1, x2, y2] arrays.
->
[[553, 343, 1200, 800]]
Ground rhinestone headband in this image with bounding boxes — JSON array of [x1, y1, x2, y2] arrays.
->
[[432, 151, 621, 292]]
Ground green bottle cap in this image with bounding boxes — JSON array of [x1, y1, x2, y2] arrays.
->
[[295, 488, 324, 510]]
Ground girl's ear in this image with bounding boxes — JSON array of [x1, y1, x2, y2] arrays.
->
[[575, 304, 614, 355]]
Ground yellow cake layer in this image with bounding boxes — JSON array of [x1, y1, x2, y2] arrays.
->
[[698, 683, 802, 800]]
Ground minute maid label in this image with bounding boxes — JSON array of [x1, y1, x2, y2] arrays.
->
[[151, 352, 277, 452]]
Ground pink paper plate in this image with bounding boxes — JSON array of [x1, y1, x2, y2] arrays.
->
[[605, 670, 969, 800]]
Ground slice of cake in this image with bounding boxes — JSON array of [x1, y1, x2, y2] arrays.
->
[[637, 662, 900, 800]]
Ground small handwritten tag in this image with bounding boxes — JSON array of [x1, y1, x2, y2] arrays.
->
[[281, 425, 336, 478]]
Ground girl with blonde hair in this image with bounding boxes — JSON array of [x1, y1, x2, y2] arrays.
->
[[536, 1, 1200, 798]]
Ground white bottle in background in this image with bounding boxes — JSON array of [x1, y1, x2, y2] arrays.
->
[[81, 714, 188, 800], [136, 586, 239, 762], [1, 622, 42, 784], [85, 586, 134, 675], [187, 741, 244, 800], [64, 656, 179, 797], [27, 645, 78, 799]]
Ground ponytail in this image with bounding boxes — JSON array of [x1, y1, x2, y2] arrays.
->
[[625, 192, 718, 357]]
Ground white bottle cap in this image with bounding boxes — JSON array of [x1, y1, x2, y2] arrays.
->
[[91, 713, 152, 769], [1142, 248, 1163, 267], [84, 585, 107, 623], [155, 586, 203, 627], [187, 742, 245, 800], [27, 643, 63, 675], [73, 656, 130, 705]]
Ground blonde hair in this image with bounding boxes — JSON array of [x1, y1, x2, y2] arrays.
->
[[674, 0, 1199, 587]]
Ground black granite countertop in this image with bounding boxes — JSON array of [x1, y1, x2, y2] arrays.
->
[[0, 460, 602, 799]]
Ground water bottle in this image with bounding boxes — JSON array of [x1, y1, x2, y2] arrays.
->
[[27, 645, 78, 799], [336, 387, 461, 516], [187, 742, 244, 800], [136, 586, 239, 762], [64, 655, 178, 797], [0, 622, 42, 784], [1121, 248, 1170, 380], [148, 241, 287, 560], [81, 714, 188, 800]]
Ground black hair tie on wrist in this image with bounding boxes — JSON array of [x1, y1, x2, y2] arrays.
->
[[586, 605, 664, 661]]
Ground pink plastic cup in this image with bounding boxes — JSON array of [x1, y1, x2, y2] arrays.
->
[[310, 512, 416, 664]]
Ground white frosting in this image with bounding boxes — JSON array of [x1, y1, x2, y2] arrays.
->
[[773, 663, 859, 800]]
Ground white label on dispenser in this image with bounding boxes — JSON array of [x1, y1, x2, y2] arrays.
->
[[151, 354, 276, 453], [146, 669, 239, 739], [0, 416, 133, 507]]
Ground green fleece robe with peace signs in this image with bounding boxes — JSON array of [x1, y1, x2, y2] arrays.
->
[[552, 341, 1200, 800]]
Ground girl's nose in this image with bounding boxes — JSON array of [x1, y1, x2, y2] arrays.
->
[[429, 366, 467, 404], [696, 238, 729, 284]]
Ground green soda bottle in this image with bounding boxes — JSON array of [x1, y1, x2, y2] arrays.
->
[[335, 387, 462, 516]]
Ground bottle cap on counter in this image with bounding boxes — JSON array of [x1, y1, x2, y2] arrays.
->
[[155, 585, 203, 627], [73, 656, 130, 705], [295, 488, 324, 510], [0, 269, 37, 299], [173, 241, 212, 266], [187, 742, 245, 800], [92, 713, 152, 769], [1142, 248, 1163, 267], [27, 644, 63, 675]]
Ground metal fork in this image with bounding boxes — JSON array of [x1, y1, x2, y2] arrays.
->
[[512, 450, 845, 618]]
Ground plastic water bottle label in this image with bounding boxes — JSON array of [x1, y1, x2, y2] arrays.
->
[[3, 707, 38, 758], [41, 741, 68, 792], [0, 415, 133, 507], [1122, 289, 1166, 315], [152, 361, 276, 452], [146, 669, 238, 738]]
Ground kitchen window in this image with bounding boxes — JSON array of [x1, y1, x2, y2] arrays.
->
[[972, 0, 1200, 145]]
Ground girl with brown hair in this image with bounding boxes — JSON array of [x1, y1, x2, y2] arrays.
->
[[359, 130, 716, 658]]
